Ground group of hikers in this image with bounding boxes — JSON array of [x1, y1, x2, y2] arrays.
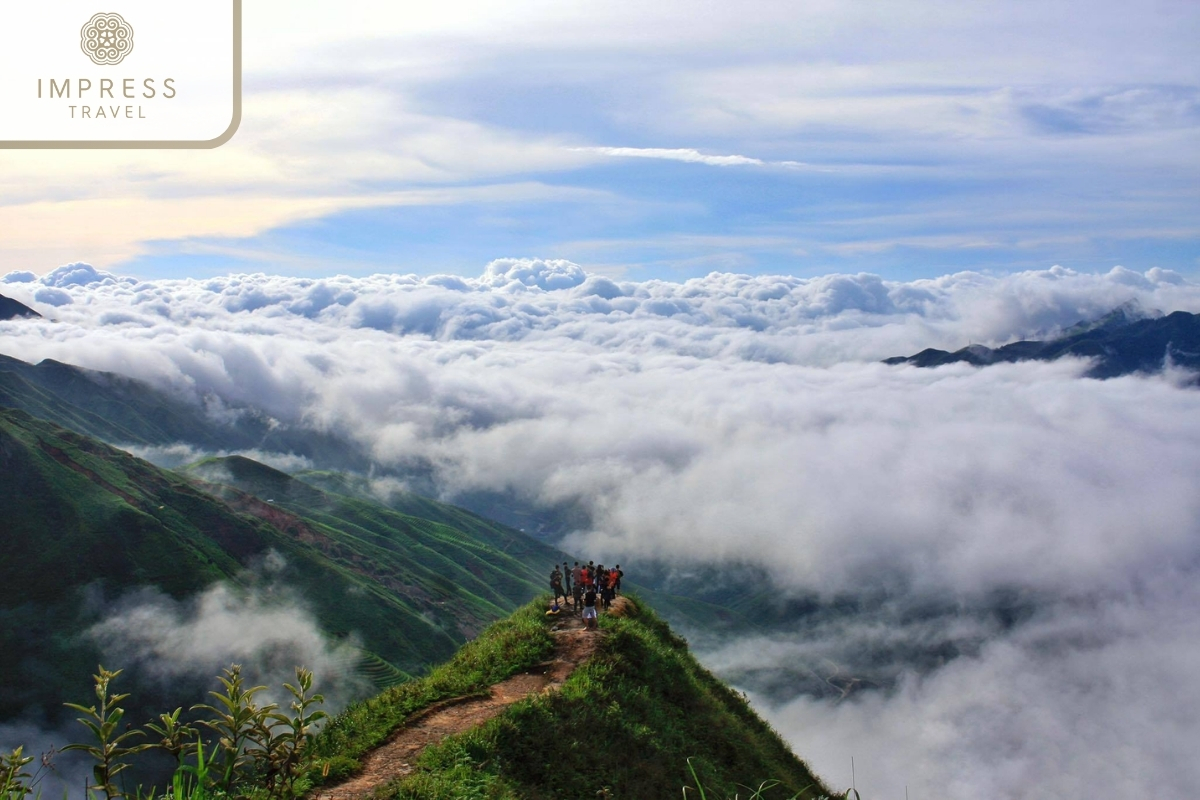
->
[[548, 561, 623, 630]]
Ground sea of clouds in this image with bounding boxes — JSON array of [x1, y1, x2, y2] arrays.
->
[[3, 258, 1200, 798]]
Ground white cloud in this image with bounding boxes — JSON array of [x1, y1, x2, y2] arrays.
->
[[575, 146, 829, 172], [88, 579, 369, 710], [119, 442, 315, 472], [739, 577, 1200, 799]]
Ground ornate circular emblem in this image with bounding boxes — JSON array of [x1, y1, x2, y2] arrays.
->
[[80, 12, 134, 66]]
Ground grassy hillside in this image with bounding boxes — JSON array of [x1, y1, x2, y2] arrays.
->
[[310, 597, 832, 800], [184, 456, 569, 639], [0, 409, 569, 723]]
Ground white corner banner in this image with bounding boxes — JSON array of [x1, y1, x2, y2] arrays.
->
[[0, 1, 241, 148]]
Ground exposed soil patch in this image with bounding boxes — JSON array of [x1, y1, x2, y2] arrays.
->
[[313, 611, 603, 800], [37, 440, 142, 507]]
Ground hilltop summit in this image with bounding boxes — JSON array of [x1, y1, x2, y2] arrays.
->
[[0, 292, 40, 320]]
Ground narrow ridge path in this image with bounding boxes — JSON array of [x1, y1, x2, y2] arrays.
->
[[313, 601, 622, 800]]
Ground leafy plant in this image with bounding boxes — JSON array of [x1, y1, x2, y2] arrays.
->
[[145, 708, 199, 767], [63, 666, 153, 800], [191, 665, 271, 794], [0, 746, 35, 800], [247, 668, 328, 799]]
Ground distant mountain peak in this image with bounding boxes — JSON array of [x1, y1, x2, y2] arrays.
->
[[0, 293, 41, 321], [1059, 299, 1163, 338], [884, 308, 1200, 380]]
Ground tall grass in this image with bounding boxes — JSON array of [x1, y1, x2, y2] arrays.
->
[[683, 757, 861, 800]]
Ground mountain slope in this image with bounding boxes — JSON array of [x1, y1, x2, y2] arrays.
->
[[184, 456, 569, 638], [310, 596, 831, 800], [0, 293, 41, 320], [292, 468, 756, 636], [0, 409, 568, 722], [884, 309, 1200, 378]]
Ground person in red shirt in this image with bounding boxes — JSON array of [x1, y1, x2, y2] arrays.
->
[[571, 561, 583, 611]]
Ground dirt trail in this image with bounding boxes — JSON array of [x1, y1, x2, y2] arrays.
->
[[313, 600, 624, 800]]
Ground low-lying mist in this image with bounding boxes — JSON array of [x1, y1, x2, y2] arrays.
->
[[87, 579, 370, 711]]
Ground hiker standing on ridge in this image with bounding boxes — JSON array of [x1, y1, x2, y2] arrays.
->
[[582, 586, 598, 630], [561, 561, 572, 601], [601, 568, 615, 609], [550, 565, 567, 606], [613, 565, 623, 594], [572, 561, 584, 613]]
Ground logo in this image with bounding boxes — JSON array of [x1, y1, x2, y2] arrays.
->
[[1, 1, 241, 149], [80, 12, 134, 66]]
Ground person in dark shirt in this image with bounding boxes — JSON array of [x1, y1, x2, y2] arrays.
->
[[582, 588, 598, 630], [550, 566, 566, 605], [601, 570, 615, 609]]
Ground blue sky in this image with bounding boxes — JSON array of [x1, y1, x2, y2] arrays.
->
[[2, 0, 1198, 281]]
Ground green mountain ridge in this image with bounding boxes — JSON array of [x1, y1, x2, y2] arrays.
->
[[0, 408, 571, 723], [310, 597, 833, 800], [0, 348, 959, 723]]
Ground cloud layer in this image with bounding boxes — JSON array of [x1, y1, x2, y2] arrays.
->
[[3, 259, 1200, 797], [728, 577, 1200, 798]]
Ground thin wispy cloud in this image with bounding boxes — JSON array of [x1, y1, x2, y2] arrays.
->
[[573, 146, 820, 170]]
